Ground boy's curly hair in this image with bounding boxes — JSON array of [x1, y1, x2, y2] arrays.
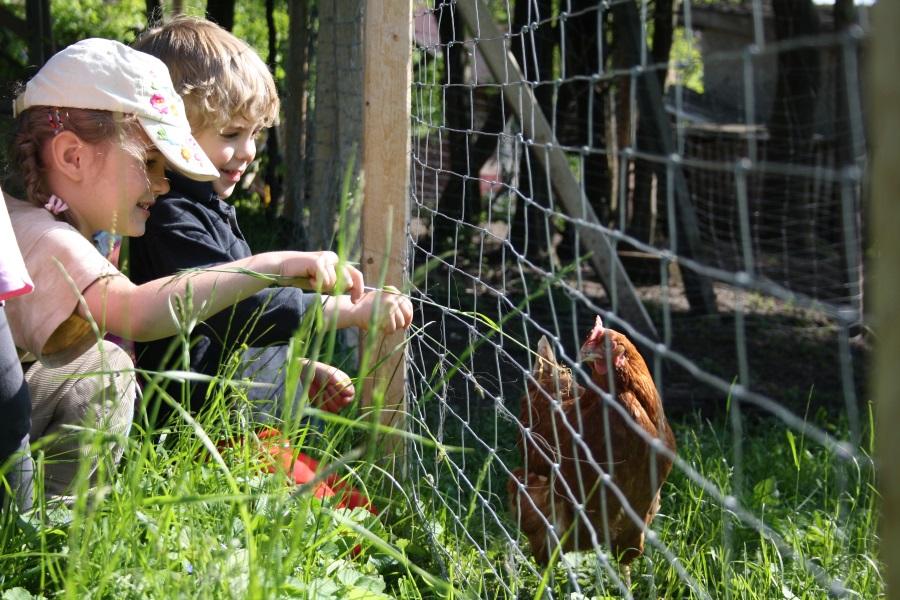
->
[[133, 16, 280, 134]]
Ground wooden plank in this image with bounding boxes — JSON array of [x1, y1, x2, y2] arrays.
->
[[360, 1, 412, 458], [455, 0, 659, 342], [871, 0, 900, 596]]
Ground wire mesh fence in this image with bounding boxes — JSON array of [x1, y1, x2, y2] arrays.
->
[[402, 0, 875, 597]]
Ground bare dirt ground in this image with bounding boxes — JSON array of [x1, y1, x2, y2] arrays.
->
[[411, 240, 870, 426]]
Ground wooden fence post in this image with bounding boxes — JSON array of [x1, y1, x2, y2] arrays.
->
[[872, 0, 900, 597], [360, 1, 412, 460]]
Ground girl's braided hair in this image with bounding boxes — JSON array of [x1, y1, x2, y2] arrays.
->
[[9, 104, 146, 209]]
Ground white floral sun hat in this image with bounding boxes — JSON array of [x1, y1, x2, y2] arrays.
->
[[13, 37, 219, 182]]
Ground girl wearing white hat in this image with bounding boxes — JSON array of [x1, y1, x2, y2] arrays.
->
[[3, 38, 365, 499]]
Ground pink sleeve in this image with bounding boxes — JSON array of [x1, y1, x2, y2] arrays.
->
[[0, 196, 33, 302]]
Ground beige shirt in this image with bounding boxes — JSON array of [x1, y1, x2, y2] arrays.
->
[[4, 194, 121, 367]]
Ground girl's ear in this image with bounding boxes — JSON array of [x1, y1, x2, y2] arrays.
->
[[46, 131, 90, 183]]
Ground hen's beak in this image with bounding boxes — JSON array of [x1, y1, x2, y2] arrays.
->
[[580, 315, 607, 362], [580, 341, 611, 376], [580, 338, 626, 368], [579, 342, 604, 363]]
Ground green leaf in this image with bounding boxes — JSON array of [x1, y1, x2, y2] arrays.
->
[[344, 586, 392, 600], [752, 477, 781, 507], [307, 577, 342, 600], [2, 590, 41, 600], [786, 430, 800, 470]]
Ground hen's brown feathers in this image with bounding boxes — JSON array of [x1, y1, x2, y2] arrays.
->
[[519, 336, 584, 472], [510, 319, 676, 566]]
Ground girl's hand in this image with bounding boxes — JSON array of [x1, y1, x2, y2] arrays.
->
[[353, 286, 413, 333], [281, 251, 364, 303]]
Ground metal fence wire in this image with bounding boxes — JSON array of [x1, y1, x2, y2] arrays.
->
[[402, 0, 874, 597]]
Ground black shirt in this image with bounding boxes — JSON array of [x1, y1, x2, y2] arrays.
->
[[130, 171, 316, 417]]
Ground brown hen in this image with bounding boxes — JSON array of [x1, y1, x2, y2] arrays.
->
[[509, 316, 676, 569]]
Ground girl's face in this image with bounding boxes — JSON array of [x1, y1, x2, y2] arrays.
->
[[194, 118, 262, 199], [86, 138, 170, 237]]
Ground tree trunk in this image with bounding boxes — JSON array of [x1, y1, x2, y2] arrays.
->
[[25, 0, 53, 69], [432, 0, 508, 247], [308, 0, 364, 251], [763, 0, 821, 266], [769, 0, 820, 160], [611, 0, 717, 314], [584, 6, 614, 228], [611, 4, 639, 229], [610, 7, 632, 227], [833, 0, 863, 309], [552, 0, 613, 262], [629, 0, 675, 246], [833, 0, 858, 168], [263, 0, 283, 221], [284, 0, 311, 246], [508, 0, 556, 259], [432, 0, 466, 244], [206, 0, 235, 31]]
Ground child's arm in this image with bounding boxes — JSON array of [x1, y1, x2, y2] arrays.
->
[[321, 287, 414, 333], [79, 251, 363, 342], [130, 197, 319, 347]]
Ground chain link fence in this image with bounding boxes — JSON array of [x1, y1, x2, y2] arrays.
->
[[399, 0, 876, 597]]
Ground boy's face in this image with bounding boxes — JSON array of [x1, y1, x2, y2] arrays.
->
[[194, 118, 263, 199]]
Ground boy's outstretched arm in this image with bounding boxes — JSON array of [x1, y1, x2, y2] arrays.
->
[[322, 287, 413, 333], [130, 199, 337, 347]]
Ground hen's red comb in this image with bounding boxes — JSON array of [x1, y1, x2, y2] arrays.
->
[[587, 315, 605, 342]]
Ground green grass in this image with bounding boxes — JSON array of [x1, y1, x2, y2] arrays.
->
[[0, 298, 457, 600], [0, 197, 882, 597], [395, 390, 881, 599], [648, 411, 879, 599], [1, 353, 880, 599]]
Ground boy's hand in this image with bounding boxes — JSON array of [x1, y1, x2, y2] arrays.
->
[[353, 286, 414, 333], [282, 251, 364, 302], [300, 359, 355, 413]]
